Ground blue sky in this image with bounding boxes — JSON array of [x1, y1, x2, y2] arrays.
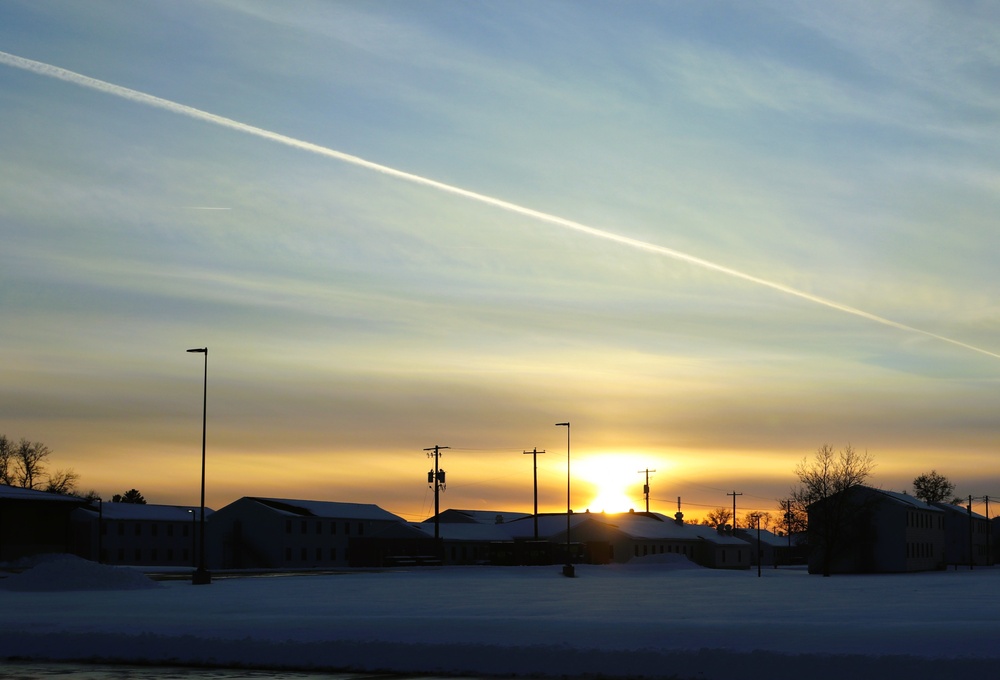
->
[[2, 0, 999, 521]]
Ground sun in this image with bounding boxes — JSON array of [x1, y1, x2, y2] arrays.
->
[[573, 453, 663, 513]]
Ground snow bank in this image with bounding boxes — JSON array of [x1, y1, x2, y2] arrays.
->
[[0, 554, 161, 592]]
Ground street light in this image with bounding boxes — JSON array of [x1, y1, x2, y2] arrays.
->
[[187, 347, 211, 585], [555, 422, 573, 577]]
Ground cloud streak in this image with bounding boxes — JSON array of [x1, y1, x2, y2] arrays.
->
[[3, 50, 997, 361]]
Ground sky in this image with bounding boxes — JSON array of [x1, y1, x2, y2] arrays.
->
[[1, 555, 999, 679], [2, 0, 1000, 522]]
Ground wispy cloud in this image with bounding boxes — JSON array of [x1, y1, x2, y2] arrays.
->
[[2, 49, 997, 363]]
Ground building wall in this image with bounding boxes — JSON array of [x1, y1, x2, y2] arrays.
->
[[1, 499, 76, 561], [209, 498, 402, 570]]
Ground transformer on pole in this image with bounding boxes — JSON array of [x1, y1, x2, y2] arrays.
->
[[424, 445, 449, 539]]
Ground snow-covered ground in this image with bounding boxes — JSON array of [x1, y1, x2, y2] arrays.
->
[[1, 554, 998, 680]]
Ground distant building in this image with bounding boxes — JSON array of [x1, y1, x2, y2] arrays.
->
[[498, 510, 752, 569], [932, 502, 991, 568], [0, 484, 83, 562], [807, 487, 945, 574], [734, 527, 808, 567], [207, 497, 409, 569], [73, 501, 209, 567]]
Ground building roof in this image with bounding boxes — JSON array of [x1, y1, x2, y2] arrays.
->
[[77, 502, 212, 521], [246, 497, 404, 522], [0, 484, 83, 503], [426, 509, 531, 525], [734, 527, 799, 547], [504, 511, 752, 546], [932, 502, 989, 520], [873, 488, 944, 512], [410, 522, 515, 542]]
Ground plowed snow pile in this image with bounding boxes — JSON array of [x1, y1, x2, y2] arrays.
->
[[0, 554, 161, 591]]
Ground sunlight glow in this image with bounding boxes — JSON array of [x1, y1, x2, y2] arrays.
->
[[574, 453, 667, 513]]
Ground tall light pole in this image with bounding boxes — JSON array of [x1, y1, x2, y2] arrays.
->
[[555, 422, 573, 577], [187, 347, 211, 585]]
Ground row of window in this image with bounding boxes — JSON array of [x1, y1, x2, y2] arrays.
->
[[285, 519, 366, 536], [633, 543, 694, 558], [101, 547, 191, 564], [906, 511, 944, 530], [101, 521, 191, 537], [285, 546, 343, 562], [907, 542, 935, 559]]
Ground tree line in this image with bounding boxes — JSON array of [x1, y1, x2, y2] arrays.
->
[[700, 445, 964, 539], [1, 433, 145, 503], [0, 434, 78, 494]]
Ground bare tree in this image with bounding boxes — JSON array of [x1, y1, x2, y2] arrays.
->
[[45, 468, 80, 495], [775, 497, 808, 536], [14, 439, 51, 490], [743, 510, 773, 531], [0, 435, 12, 485], [705, 507, 733, 529], [792, 444, 875, 576], [912, 470, 955, 504]]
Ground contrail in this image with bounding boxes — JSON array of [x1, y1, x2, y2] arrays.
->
[[3, 50, 997, 361]]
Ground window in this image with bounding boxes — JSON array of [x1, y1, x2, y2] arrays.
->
[[330, 548, 337, 560], [300, 520, 307, 534], [358, 523, 364, 536], [134, 524, 141, 536], [330, 522, 336, 535], [345, 522, 350, 535], [285, 547, 292, 561], [167, 524, 174, 537], [118, 523, 125, 536], [183, 524, 189, 537], [316, 548, 322, 561], [316, 521, 322, 535], [167, 549, 174, 561], [151, 524, 158, 537], [285, 520, 292, 534], [151, 549, 158, 561], [134, 549, 141, 561], [300, 547, 307, 560], [118, 548, 125, 561]]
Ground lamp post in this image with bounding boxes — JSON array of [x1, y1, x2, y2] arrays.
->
[[187, 347, 211, 585], [96, 497, 103, 564], [555, 422, 573, 577]]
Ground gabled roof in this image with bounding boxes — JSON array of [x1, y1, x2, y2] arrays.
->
[[734, 527, 799, 547], [247, 497, 404, 522], [0, 484, 83, 503], [426, 509, 531, 525], [410, 521, 515, 542], [505, 511, 752, 546], [932, 502, 988, 520], [77, 503, 212, 521], [874, 488, 943, 512]]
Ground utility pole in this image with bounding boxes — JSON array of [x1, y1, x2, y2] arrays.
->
[[983, 495, 993, 566], [967, 494, 974, 570], [784, 499, 793, 562], [424, 445, 449, 539], [523, 448, 545, 540], [756, 514, 762, 578], [637, 469, 656, 513], [555, 422, 573, 577], [727, 490, 743, 530]]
